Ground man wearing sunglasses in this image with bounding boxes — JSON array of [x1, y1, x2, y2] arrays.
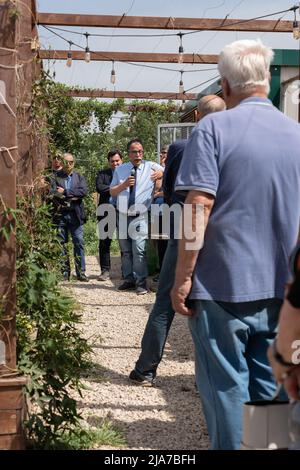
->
[[51, 153, 63, 173], [51, 153, 89, 282]]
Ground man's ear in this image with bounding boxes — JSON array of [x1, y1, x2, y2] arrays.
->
[[221, 78, 230, 100], [195, 110, 200, 122]]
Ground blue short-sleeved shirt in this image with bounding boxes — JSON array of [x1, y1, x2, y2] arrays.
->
[[175, 97, 300, 302]]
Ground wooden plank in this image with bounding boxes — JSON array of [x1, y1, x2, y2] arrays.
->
[[37, 13, 293, 32], [0, 0, 17, 371], [67, 89, 197, 100], [0, 410, 20, 435], [0, 386, 24, 410], [0, 376, 27, 388], [0, 434, 24, 450], [39, 50, 219, 64]]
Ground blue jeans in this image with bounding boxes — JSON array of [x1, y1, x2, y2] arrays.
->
[[189, 298, 283, 450], [118, 213, 148, 286], [57, 212, 86, 276], [135, 238, 178, 378]]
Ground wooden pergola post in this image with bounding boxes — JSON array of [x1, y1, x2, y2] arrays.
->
[[0, 0, 27, 450]]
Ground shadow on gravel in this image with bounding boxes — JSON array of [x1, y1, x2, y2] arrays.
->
[[78, 370, 209, 450], [77, 256, 209, 450]]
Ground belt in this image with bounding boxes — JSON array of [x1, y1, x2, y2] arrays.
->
[[128, 211, 141, 217], [116, 209, 146, 217]]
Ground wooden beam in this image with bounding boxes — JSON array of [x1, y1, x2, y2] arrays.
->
[[39, 50, 219, 64], [37, 12, 293, 33], [67, 89, 197, 100]]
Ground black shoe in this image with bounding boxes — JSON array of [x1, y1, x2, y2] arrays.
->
[[77, 273, 89, 282], [63, 272, 70, 281], [152, 275, 159, 283], [97, 271, 110, 281], [136, 286, 148, 295], [129, 369, 155, 387], [118, 281, 136, 291]]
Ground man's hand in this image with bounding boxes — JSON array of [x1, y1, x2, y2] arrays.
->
[[151, 170, 163, 181], [153, 191, 163, 199], [171, 277, 194, 316], [123, 175, 135, 189], [56, 186, 65, 194], [267, 297, 300, 400], [284, 369, 300, 401], [268, 344, 300, 400], [267, 345, 291, 384]]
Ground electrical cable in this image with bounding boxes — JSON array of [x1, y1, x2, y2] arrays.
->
[[42, 25, 218, 74]]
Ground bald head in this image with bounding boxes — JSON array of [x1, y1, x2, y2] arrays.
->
[[196, 95, 226, 121]]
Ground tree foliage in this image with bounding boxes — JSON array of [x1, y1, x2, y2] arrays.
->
[[112, 101, 179, 162], [32, 75, 124, 161]]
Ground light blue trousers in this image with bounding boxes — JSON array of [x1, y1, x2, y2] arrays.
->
[[189, 298, 283, 450], [118, 213, 148, 286]]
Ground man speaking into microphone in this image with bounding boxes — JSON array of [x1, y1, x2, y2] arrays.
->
[[110, 138, 163, 295]]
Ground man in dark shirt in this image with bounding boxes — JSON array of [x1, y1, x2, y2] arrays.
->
[[129, 95, 226, 386], [96, 149, 123, 281]]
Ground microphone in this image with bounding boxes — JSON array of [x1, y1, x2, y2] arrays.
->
[[130, 168, 136, 193]]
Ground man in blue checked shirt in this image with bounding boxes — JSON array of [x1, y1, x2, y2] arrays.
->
[[110, 138, 163, 295]]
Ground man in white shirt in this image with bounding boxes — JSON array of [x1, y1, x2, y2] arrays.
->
[[110, 138, 163, 295]]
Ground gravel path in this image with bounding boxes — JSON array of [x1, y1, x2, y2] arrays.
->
[[66, 256, 209, 450]]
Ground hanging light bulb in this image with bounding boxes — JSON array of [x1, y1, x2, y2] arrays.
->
[[179, 71, 184, 94], [66, 42, 73, 67], [110, 61, 116, 84], [293, 20, 300, 39], [84, 32, 91, 62], [293, 8, 300, 39], [178, 32, 184, 64], [181, 99, 186, 111]]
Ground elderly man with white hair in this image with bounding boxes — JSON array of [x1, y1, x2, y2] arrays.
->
[[172, 39, 300, 449]]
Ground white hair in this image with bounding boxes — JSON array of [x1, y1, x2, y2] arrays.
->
[[218, 39, 274, 94]]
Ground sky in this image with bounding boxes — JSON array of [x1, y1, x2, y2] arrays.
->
[[37, 0, 300, 101]]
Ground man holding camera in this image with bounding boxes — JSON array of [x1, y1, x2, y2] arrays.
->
[[51, 153, 89, 282]]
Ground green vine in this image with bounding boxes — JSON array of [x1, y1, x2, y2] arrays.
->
[[8, 4, 21, 21], [16, 194, 91, 448], [0, 196, 18, 245], [0, 196, 20, 322]]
